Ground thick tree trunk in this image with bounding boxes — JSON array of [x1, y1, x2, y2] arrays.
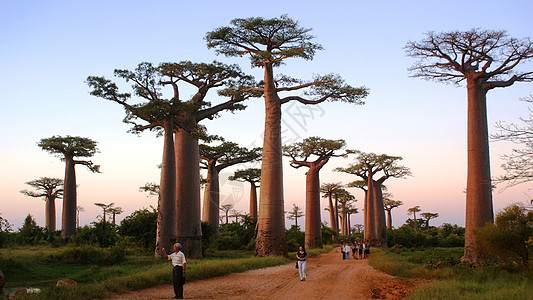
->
[[202, 162, 220, 234], [328, 193, 336, 231], [175, 128, 202, 258], [386, 209, 392, 229], [463, 81, 494, 264], [256, 64, 287, 256], [45, 196, 56, 232], [155, 119, 177, 258], [305, 166, 322, 249], [372, 182, 387, 247], [249, 182, 258, 220], [334, 196, 339, 233], [364, 172, 376, 243], [62, 156, 77, 240]]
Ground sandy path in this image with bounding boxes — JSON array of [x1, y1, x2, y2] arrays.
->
[[109, 248, 421, 299]]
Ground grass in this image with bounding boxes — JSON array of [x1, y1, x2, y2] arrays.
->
[[1, 244, 335, 299], [368, 247, 533, 299]]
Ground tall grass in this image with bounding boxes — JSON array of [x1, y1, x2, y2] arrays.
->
[[368, 247, 533, 299]]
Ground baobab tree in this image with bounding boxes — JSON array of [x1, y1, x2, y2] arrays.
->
[[88, 61, 256, 258], [219, 203, 234, 224], [108, 206, 123, 226], [76, 206, 84, 229], [420, 212, 439, 229], [383, 194, 403, 229], [229, 168, 261, 220], [20, 177, 64, 231], [206, 15, 368, 256], [337, 151, 411, 246], [38, 136, 100, 240], [493, 96, 533, 187], [407, 206, 422, 231], [287, 204, 304, 229], [283, 137, 346, 249], [200, 141, 261, 233], [320, 182, 344, 232], [335, 189, 357, 236], [94, 202, 114, 223], [406, 29, 533, 263]]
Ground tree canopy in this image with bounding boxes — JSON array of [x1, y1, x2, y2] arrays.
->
[[38, 136, 100, 172]]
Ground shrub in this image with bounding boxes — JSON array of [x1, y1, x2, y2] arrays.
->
[[118, 208, 157, 250], [46, 245, 125, 265], [475, 204, 533, 269], [285, 225, 304, 252]]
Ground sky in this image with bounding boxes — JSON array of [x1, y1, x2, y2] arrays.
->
[[1, 0, 532, 231]]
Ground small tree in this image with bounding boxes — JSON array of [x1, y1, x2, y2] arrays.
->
[[108, 207, 123, 226], [17, 214, 44, 245], [229, 168, 261, 220], [420, 212, 439, 229], [20, 177, 64, 231], [220, 203, 234, 224], [94, 202, 114, 223], [76, 206, 84, 229], [320, 182, 344, 232], [287, 204, 304, 229], [38, 136, 100, 240], [406, 29, 533, 264], [407, 206, 422, 231], [475, 204, 532, 269], [383, 195, 403, 229]]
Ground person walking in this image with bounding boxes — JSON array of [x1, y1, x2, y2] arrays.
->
[[340, 241, 346, 260], [162, 243, 187, 299], [352, 241, 358, 259], [357, 241, 363, 259], [296, 245, 307, 281]]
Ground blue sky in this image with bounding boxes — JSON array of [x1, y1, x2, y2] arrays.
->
[[1, 0, 532, 230]]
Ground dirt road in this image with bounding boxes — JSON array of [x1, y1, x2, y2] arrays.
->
[[109, 248, 421, 299]]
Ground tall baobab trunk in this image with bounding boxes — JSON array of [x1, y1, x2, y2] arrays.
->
[[249, 182, 258, 220], [413, 211, 418, 231], [202, 162, 220, 234], [386, 209, 392, 229], [334, 195, 339, 233], [62, 156, 77, 240], [256, 64, 287, 256], [155, 118, 177, 258], [305, 165, 322, 249], [372, 181, 387, 247], [46, 196, 56, 231], [327, 193, 336, 232], [364, 173, 376, 243], [464, 81, 494, 263], [175, 129, 202, 258]]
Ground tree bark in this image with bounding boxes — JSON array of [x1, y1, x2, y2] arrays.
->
[[61, 156, 77, 240], [463, 80, 494, 264], [175, 128, 202, 258], [305, 165, 322, 249], [372, 181, 387, 247], [256, 63, 287, 256], [46, 196, 56, 232], [334, 195, 339, 233], [155, 118, 176, 258], [249, 182, 258, 220], [202, 161, 220, 234], [327, 193, 336, 232], [364, 171, 376, 243], [386, 209, 392, 229]]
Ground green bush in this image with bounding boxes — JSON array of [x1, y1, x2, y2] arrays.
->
[[15, 214, 45, 245], [118, 208, 157, 250], [475, 204, 533, 269], [45, 245, 125, 265], [208, 216, 256, 251], [285, 225, 304, 252]]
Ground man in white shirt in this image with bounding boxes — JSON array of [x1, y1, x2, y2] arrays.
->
[[163, 243, 187, 299], [344, 243, 351, 260]]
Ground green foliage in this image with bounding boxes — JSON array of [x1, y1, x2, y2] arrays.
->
[[16, 214, 45, 245], [201, 221, 215, 252], [70, 221, 119, 248], [118, 207, 157, 250], [208, 216, 256, 251], [321, 223, 339, 244], [285, 225, 305, 252], [45, 245, 125, 265], [37, 136, 100, 172], [387, 223, 464, 248], [475, 204, 533, 269]]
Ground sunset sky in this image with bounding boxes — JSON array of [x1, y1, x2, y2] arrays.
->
[[1, 0, 532, 231]]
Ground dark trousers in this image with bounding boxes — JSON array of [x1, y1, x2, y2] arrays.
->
[[172, 265, 184, 298]]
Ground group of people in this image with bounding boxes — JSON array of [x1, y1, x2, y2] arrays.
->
[[161, 240, 369, 298], [341, 240, 370, 260]]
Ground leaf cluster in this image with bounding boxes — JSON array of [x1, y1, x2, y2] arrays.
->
[[38, 136, 100, 172], [229, 168, 261, 183]]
